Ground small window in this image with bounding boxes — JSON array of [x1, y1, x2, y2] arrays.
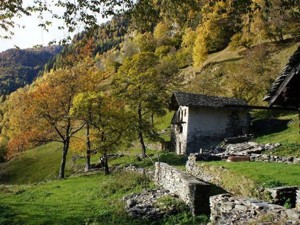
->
[[176, 125, 183, 133], [179, 125, 183, 133], [184, 109, 187, 117]]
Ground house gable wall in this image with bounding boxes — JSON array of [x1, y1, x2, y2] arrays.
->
[[186, 107, 249, 154]]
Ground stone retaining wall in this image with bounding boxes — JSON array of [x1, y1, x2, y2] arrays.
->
[[250, 154, 300, 164], [154, 162, 211, 215], [209, 194, 300, 225], [186, 154, 263, 198], [297, 190, 300, 211], [266, 186, 299, 208]]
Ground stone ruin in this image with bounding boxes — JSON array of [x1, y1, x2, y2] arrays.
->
[[209, 194, 300, 225], [123, 135, 300, 223], [124, 189, 180, 219], [195, 134, 300, 164]]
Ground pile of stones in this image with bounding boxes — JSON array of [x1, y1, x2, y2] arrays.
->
[[209, 194, 300, 225], [214, 141, 281, 158], [250, 154, 300, 164], [124, 189, 181, 219], [124, 164, 154, 179], [196, 141, 300, 164]]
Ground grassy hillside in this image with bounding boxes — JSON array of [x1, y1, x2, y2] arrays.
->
[[253, 113, 300, 157], [0, 172, 203, 225], [0, 142, 64, 184], [185, 41, 300, 106], [206, 161, 300, 187], [0, 144, 197, 225]]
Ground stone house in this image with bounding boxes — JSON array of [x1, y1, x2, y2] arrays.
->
[[169, 92, 250, 155]]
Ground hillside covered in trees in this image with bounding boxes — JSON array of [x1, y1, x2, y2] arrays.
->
[[0, 46, 62, 96], [0, 0, 300, 175]]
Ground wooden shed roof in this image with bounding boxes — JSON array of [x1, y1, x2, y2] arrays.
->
[[263, 46, 300, 109], [169, 92, 248, 110]]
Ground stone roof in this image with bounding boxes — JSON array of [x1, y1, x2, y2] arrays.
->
[[170, 92, 248, 110], [263, 46, 300, 108]]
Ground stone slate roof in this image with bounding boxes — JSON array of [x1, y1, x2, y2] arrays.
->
[[170, 92, 247, 110], [263, 46, 300, 107]]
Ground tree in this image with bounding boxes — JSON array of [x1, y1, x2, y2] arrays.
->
[[113, 52, 179, 157], [225, 44, 279, 105], [0, 0, 29, 38], [193, 0, 238, 66], [0, 0, 134, 40], [16, 68, 85, 178], [72, 92, 132, 174], [130, 0, 160, 32], [233, 0, 300, 46]]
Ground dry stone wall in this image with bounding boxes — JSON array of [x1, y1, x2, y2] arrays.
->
[[154, 162, 211, 215], [266, 186, 299, 208], [250, 153, 300, 164], [209, 194, 300, 225], [297, 190, 300, 211], [186, 154, 262, 198]]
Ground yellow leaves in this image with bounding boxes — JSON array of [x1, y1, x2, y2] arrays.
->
[[193, 0, 235, 67], [181, 28, 196, 49], [193, 32, 208, 67], [154, 22, 169, 39]]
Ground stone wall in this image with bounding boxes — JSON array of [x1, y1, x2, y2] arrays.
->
[[250, 154, 300, 164], [266, 186, 299, 208], [154, 162, 211, 215], [209, 194, 300, 225], [297, 190, 300, 211], [186, 154, 263, 198]]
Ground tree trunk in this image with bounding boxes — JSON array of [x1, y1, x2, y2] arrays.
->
[[85, 122, 91, 171], [298, 106, 300, 134], [150, 113, 154, 127], [138, 103, 146, 158], [59, 139, 69, 179], [103, 151, 109, 175]]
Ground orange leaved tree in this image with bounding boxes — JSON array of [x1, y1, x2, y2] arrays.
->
[[26, 68, 85, 178]]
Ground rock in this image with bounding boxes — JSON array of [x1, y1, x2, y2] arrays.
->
[[286, 209, 300, 220], [251, 202, 270, 210], [223, 134, 253, 144], [124, 189, 184, 219], [126, 199, 136, 207], [210, 194, 299, 225], [293, 158, 300, 164]]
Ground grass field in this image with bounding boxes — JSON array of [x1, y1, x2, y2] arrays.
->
[[0, 142, 196, 225], [206, 161, 300, 187], [0, 171, 208, 225], [253, 113, 300, 157]]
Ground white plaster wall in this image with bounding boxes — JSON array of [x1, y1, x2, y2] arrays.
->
[[188, 108, 230, 134], [174, 106, 189, 155], [186, 107, 249, 153]]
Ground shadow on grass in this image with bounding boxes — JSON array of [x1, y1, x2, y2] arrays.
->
[[158, 152, 187, 166], [251, 119, 290, 137], [0, 204, 18, 225]]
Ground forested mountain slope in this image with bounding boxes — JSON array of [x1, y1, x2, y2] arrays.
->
[[0, 46, 62, 96]]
